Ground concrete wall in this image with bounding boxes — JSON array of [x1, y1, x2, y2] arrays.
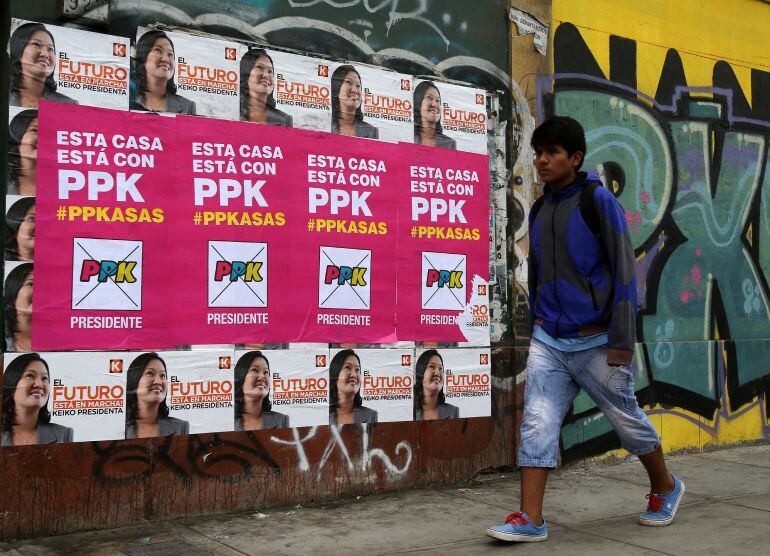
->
[[0, 0, 521, 539], [525, 0, 770, 459]]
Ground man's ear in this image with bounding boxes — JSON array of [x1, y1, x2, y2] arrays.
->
[[571, 150, 584, 168]]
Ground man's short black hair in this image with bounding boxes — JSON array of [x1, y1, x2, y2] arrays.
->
[[531, 116, 587, 169]]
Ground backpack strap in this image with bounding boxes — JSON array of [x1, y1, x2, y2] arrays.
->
[[579, 182, 602, 237], [580, 181, 610, 263], [529, 194, 547, 228]]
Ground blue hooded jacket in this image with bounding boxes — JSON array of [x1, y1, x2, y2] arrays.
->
[[527, 172, 638, 365]]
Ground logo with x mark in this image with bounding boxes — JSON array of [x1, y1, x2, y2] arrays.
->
[[318, 246, 371, 310], [71, 238, 142, 311], [208, 240, 268, 308], [421, 251, 466, 311]]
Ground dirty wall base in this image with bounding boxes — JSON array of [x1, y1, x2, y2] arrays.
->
[[0, 390, 513, 539]]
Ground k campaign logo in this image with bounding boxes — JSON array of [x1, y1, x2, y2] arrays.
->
[[72, 238, 143, 311], [421, 251, 466, 311], [208, 241, 268, 308], [318, 246, 371, 310]]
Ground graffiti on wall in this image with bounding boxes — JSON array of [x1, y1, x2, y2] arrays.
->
[[537, 23, 770, 459], [92, 424, 412, 484]]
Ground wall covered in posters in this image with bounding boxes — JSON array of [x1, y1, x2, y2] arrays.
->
[[56, 0, 516, 344], [0, 0, 513, 539]]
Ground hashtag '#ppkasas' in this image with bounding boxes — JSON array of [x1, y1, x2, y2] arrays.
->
[[307, 218, 315, 231], [57, 206, 67, 221], [193, 212, 202, 225]]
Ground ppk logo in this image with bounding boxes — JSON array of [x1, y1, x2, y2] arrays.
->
[[477, 284, 487, 296], [315, 355, 327, 367], [476, 93, 485, 104], [224, 47, 237, 61], [72, 238, 143, 311], [208, 241, 268, 308], [318, 64, 329, 77], [109, 360, 123, 373], [421, 251, 466, 311], [480, 353, 489, 365], [318, 246, 371, 310], [113, 43, 126, 57], [401, 355, 412, 366], [401, 79, 411, 91], [219, 356, 231, 369]]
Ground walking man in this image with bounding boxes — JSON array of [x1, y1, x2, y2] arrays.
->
[[486, 117, 684, 542]]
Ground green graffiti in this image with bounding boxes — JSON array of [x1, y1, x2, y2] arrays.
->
[[644, 122, 770, 397], [761, 146, 770, 281], [554, 91, 673, 249]]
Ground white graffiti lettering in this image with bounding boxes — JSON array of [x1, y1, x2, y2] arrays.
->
[[270, 424, 413, 480]]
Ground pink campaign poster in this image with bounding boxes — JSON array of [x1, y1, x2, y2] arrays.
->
[[33, 102, 178, 350], [170, 116, 303, 344], [291, 130, 398, 343], [397, 144, 491, 344]]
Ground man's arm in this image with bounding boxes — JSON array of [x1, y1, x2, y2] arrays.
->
[[594, 187, 637, 366]]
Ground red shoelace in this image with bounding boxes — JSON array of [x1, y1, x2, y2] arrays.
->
[[646, 493, 665, 512], [505, 512, 530, 526]]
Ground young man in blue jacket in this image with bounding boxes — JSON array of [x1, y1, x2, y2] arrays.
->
[[486, 117, 684, 542]]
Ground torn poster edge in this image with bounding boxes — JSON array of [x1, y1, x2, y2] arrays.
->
[[509, 7, 550, 56]]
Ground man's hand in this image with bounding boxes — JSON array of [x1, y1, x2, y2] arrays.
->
[[607, 348, 633, 367]]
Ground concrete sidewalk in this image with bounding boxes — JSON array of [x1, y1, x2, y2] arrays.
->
[[2, 443, 769, 555]]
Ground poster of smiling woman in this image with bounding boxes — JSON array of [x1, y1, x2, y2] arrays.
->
[[8, 19, 129, 111], [2, 351, 127, 445], [412, 79, 487, 154], [327, 61, 413, 143], [133, 27, 243, 118]]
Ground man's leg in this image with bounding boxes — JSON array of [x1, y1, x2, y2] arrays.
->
[[571, 347, 683, 525], [520, 467, 550, 525], [486, 339, 578, 541], [638, 445, 674, 494]]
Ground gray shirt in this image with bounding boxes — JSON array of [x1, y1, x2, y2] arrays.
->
[[332, 119, 379, 139], [9, 88, 78, 107], [1, 422, 74, 446], [415, 402, 460, 421], [415, 132, 457, 150], [234, 411, 290, 431], [125, 416, 189, 439], [266, 106, 293, 127], [330, 405, 379, 425], [131, 92, 196, 115]]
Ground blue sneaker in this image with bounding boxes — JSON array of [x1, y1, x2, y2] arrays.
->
[[486, 511, 548, 542], [639, 475, 685, 526]]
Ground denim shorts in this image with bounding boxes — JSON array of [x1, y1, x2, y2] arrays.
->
[[518, 339, 660, 468]]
